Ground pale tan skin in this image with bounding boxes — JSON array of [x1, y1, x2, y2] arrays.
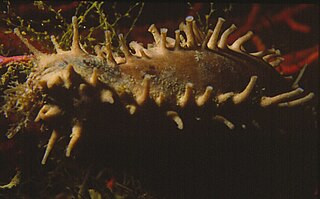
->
[[14, 16, 314, 164]]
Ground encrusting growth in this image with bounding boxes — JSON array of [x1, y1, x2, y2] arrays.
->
[[12, 15, 314, 164]]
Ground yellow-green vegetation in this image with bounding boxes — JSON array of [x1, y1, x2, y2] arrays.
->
[[0, 43, 10, 56], [0, 171, 21, 189], [188, 3, 232, 33], [0, 59, 36, 137], [0, 60, 32, 92], [1, 1, 144, 54], [1, 78, 42, 139]]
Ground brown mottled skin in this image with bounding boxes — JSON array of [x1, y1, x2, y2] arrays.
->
[[118, 48, 290, 100], [31, 46, 290, 109]]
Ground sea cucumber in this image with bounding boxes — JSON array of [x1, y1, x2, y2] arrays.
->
[[5, 15, 314, 165]]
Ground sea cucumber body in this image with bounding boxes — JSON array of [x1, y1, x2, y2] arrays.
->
[[31, 47, 290, 109], [115, 48, 291, 99], [7, 16, 314, 163]]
